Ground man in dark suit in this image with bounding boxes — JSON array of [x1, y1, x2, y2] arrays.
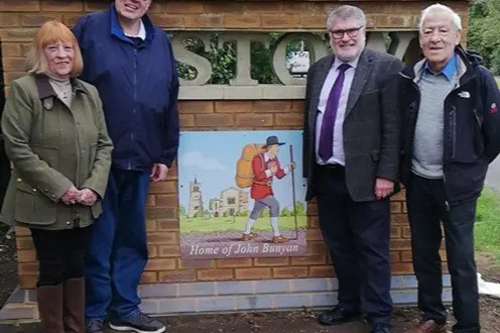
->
[[302, 5, 402, 333]]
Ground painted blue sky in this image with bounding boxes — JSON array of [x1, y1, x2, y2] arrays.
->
[[178, 130, 307, 212]]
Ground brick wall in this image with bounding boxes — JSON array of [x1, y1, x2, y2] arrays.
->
[[0, 0, 467, 289]]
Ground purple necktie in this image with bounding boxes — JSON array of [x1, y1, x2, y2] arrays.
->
[[318, 63, 351, 162]]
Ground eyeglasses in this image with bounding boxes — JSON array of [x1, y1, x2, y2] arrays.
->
[[329, 26, 365, 40]]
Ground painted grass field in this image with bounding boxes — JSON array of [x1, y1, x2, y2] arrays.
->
[[180, 215, 307, 234]]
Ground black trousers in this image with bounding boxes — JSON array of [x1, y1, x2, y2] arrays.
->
[[314, 166, 392, 325], [30, 226, 93, 287], [407, 174, 479, 333]]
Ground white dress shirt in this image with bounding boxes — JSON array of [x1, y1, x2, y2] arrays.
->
[[315, 55, 360, 166]]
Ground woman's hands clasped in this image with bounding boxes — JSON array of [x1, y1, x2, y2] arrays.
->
[[61, 186, 98, 206]]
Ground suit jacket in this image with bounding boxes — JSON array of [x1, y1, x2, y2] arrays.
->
[[303, 48, 402, 202], [251, 154, 285, 200]]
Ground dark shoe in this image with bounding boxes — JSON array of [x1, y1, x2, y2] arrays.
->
[[318, 305, 361, 325], [372, 323, 391, 333], [408, 319, 446, 333], [37, 283, 64, 333], [86, 319, 105, 333], [63, 278, 85, 333], [109, 312, 166, 333]]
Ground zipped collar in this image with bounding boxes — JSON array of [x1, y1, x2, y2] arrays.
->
[[400, 45, 478, 87], [109, 2, 155, 46]]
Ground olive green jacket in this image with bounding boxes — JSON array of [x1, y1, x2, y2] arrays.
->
[[0, 74, 113, 230]]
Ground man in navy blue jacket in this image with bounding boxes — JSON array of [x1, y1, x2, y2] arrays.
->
[[73, 1, 179, 332], [398, 4, 500, 333]]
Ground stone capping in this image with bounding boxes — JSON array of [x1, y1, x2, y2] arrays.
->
[[179, 85, 306, 100], [0, 275, 452, 322]]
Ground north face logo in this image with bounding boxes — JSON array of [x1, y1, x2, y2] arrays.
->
[[489, 103, 498, 114]]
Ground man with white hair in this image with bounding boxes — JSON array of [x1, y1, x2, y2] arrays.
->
[[398, 4, 500, 333], [303, 5, 401, 333]]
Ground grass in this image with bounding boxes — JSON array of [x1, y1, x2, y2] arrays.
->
[[180, 215, 307, 234], [475, 187, 500, 264]]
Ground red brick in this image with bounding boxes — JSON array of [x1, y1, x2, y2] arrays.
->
[[140, 272, 158, 284], [3, 57, 26, 71], [235, 268, 272, 280], [156, 194, 178, 207], [17, 237, 34, 250], [307, 241, 327, 254], [42, 1, 83, 12], [391, 214, 409, 225], [0, 13, 19, 27], [64, 13, 83, 26], [17, 250, 36, 263], [244, 3, 282, 13], [1, 43, 22, 57], [196, 114, 235, 127], [147, 232, 177, 245], [166, 2, 204, 14], [144, 258, 176, 271], [253, 100, 291, 113], [159, 269, 196, 282], [178, 101, 214, 114], [84, 2, 109, 11], [15, 227, 31, 237], [390, 239, 412, 250], [308, 216, 320, 228], [391, 189, 406, 201], [0, 0, 40, 11], [291, 101, 305, 113], [224, 14, 261, 28], [0, 28, 37, 42], [216, 258, 253, 268], [391, 251, 400, 263], [391, 227, 402, 238], [401, 250, 413, 263], [403, 227, 412, 238], [391, 263, 414, 275], [254, 257, 289, 267], [158, 219, 180, 231], [236, 114, 273, 127], [275, 113, 303, 126], [19, 275, 37, 289], [273, 266, 308, 278], [403, 202, 408, 213], [309, 265, 335, 278], [180, 115, 195, 128], [307, 202, 318, 216], [300, 15, 327, 28], [307, 228, 323, 241], [158, 245, 181, 257], [291, 254, 327, 266], [146, 220, 157, 232], [150, 14, 184, 28], [205, 2, 245, 13], [19, 262, 39, 275], [390, 202, 402, 213], [197, 269, 234, 281], [179, 259, 214, 269], [147, 195, 156, 207], [215, 101, 253, 113], [148, 245, 158, 258], [282, 3, 322, 14], [261, 14, 300, 28], [149, 181, 177, 194], [184, 14, 223, 28]]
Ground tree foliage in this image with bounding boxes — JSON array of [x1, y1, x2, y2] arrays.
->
[[467, 0, 500, 74]]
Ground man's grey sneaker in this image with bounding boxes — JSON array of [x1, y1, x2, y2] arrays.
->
[[86, 319, 105, 333], [109, 312, 166, 333]]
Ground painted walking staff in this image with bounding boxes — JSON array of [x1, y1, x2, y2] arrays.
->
[[235, 136, 295, 243]]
